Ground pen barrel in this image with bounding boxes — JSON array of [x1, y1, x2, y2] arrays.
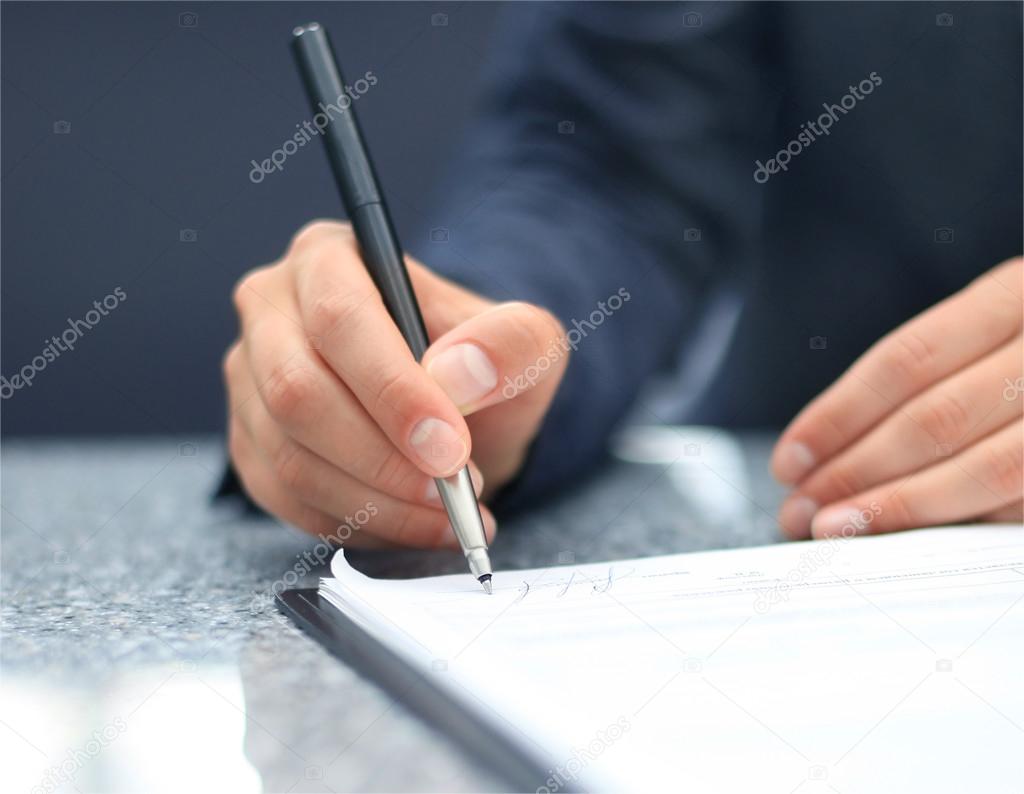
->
[[350, 203, 430, 360], [292, 24, 430, 359], [291, 24, 381, 209]]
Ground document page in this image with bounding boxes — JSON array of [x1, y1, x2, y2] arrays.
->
[[321, 527, 1024, 793]]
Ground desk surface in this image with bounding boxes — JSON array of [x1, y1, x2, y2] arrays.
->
[[2, 430, 785, 792]]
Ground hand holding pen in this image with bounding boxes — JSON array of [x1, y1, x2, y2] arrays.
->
[[221, 26, 569, 583]]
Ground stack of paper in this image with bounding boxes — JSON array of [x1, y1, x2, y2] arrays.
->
[[321, 527, 1024, 792]]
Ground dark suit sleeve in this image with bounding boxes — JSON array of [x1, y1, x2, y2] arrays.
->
[[412, 3, 773, 512]]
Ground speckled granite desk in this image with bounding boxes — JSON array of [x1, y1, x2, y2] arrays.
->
[[2, 431, 785, 792]]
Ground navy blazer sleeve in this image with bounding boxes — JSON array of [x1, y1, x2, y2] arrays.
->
[[413, 3, 774, 511]]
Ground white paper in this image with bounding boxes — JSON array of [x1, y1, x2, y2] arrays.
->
[[321, 526, 1024, 793]]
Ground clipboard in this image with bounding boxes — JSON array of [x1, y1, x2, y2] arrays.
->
[[276, 589, 574, 793]]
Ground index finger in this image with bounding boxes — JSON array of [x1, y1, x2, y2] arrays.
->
[[291, 223, 473, 478], [772, 258, 1022, 484]]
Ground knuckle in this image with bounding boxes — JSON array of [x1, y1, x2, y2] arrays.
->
[[222, 343, 241, 385], [290, 219, 352, 253], [294, 504, 331, 538], [227, 423, 246, 467], [513, 302, 565, 350], [373, 366, 421, 425], [980, 444, 1024, 501], [391, 505, 447, 548], [989, 290, 1024, 329], [913, 391, 972, 444], [877, 332, 935, 389], [812, 409, 850, 450], [883, 490, 919, 530], [307, 289, 379, 340], [273, 440, 317, 501], [818, 460, 864, 499], [368, 445, 417, 496], [232, 267, 272, 316], [263, 364, 322, 426]]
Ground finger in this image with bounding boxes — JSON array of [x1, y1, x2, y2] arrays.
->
[[408, 259, 493, 338], [230, 413, 495, 550], [231, 261, 433, 504], [779, 337, 1023, 537], [238, 362, 487, 538], [228, 312, 485, 508], [422, 302, 568, 415], [772, 258, 1022, 484], [810, 419, 1023, 538], [228, 415, 381, 546], [291, 224, 472, 478], [978, 500, 1023, 523]]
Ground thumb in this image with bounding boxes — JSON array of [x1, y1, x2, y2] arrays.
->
[[422, 301, 568, 415]]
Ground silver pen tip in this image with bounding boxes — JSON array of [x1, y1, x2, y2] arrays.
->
[[479, 574, 492, 595]]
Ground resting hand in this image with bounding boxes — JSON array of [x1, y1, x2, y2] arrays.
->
[[772, 257, 1023, 539]]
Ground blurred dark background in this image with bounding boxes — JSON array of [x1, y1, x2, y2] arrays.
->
[[2, 1, 501, 436]]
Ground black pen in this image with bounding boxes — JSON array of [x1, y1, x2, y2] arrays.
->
[[291, 22, 493, 593]]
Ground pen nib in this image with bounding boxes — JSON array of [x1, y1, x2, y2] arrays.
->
[[479, 574, 492, 595]]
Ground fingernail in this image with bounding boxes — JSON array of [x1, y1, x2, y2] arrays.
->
[[811, 505, 867, 539], [778, 496, 818, 538], [427, 343, 498, 412], [773, 442, 816, 484], [409, 418, 467, 477], [424, 462, 484, 504]]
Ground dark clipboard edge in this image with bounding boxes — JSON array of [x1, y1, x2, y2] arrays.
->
[[276, 588, 581, 793]]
